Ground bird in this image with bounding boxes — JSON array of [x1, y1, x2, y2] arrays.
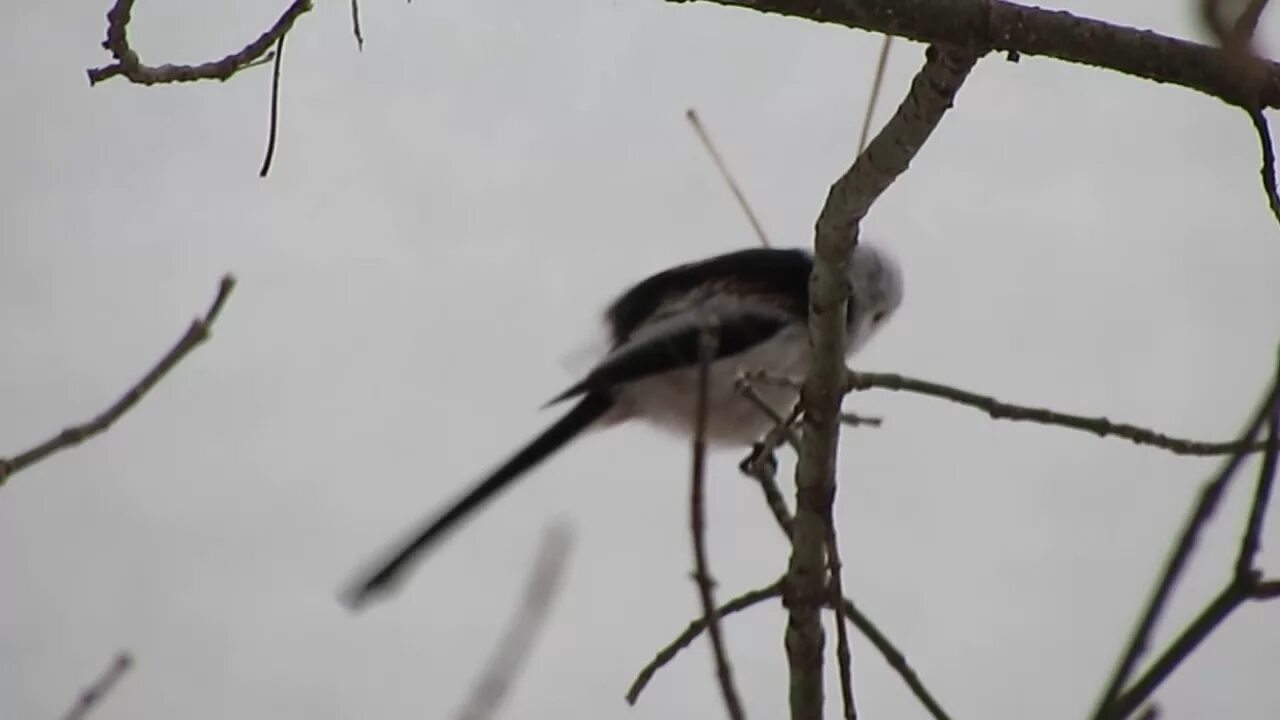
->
[[342, 242, 904, 610]]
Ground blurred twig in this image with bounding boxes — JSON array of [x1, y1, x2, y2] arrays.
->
[[690, 322, 747, 720], [351, 0, 365, 50], [686, 109, 772, 248], [0, 276, 236, 487], [454, 523, 574, 720], [61, 651, 133, 720], [1091, 358, 1280, 719], [86, 0, 312, 85], [856, 37, 894, 155]]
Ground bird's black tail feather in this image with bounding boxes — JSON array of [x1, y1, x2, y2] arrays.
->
[[343, 392, 614, 611]]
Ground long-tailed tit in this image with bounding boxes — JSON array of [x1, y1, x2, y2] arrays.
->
[[344, 243, 903, 609]]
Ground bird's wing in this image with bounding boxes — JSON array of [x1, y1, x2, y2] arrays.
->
[[547, 302, 793, 404]]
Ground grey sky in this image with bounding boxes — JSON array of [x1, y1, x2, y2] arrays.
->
[[3, 1, 1279, 718]]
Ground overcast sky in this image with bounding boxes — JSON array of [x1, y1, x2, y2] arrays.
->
[[3, 1, 1280, 718]]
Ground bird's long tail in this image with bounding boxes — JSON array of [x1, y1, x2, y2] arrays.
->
[[342, 392, 614, 610]]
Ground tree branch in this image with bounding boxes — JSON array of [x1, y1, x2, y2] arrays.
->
[[788, 44, 978, 720], [845, 370, 1270, 457], [1091, 358, 1280, 719], [690, 323, 747, 720], [0, 275, 236, 487], [669, 0, 1280, 109], [86, 0, 312, 86], [626, 582, 784, 705]]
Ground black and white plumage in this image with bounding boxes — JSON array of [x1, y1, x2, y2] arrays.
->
[[344, 243, 904, 609]]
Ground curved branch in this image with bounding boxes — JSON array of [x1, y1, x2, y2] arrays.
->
[[87, 0, 312, 86]]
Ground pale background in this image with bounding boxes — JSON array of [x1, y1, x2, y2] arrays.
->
[[3, 1, 1279, 718]]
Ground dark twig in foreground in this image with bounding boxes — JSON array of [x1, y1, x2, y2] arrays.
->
[[0, 275, 236, 487], [1248, 109, 1280, 227], [61, 651, 133, 720], [690, 323, 746, 720], [350, 0, 365, 50], [789, 44, 978, 720], [87, 0, 312, 85], [844, 370, 1272, 457], [687, 109, 772, 248], [626, 581, 784, 704], [259, 34, 288, 178], [454, 524, 573, 720], [1091, 361, 1280, 720]]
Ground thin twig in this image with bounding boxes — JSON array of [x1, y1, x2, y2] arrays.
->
[[87, 0, 312, 85], [60, 651, 133, 720], [735, 376, 801, 451], [0, 276, 236, 487], [855, 36, 894, 155], [350, 0, 365, 51], [843, 370, 1272, 457], [831, 595, 953, 720], [1090, 361, 1280, 719], [686, 109, 771, 248], [690, 322, 746, 720], [453, 524, 574, 720], [1248, 109, 1280, 227], [626, 582, 783, 704], [259, 34, 287, 178], [825, 520, 857, 719]]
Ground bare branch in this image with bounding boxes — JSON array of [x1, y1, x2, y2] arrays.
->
[[87, 0, 312, 86], [686, 109, 772, 248], [258, 34, 288, 178], [829, 595, 953, 720], [0, 276, 236, 487], [845, 370, 1270, 457], [788, 44, 978, 720], [669, 0, 1280, 108], [453, 524, 573, 720], [60, 651, 133, 720], [1091, 359, 1280, 719], [690, 322, 746, 720], [626, 582, 783, 705]]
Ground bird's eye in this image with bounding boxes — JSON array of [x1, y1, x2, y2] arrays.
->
[[872, 310, 888, 324]]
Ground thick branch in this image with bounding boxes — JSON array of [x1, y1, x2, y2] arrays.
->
[[787, 44, 977, 720], [87, 0, 312, 85], [0, 276, 236, 487], [671, 0, 1280, 108]]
